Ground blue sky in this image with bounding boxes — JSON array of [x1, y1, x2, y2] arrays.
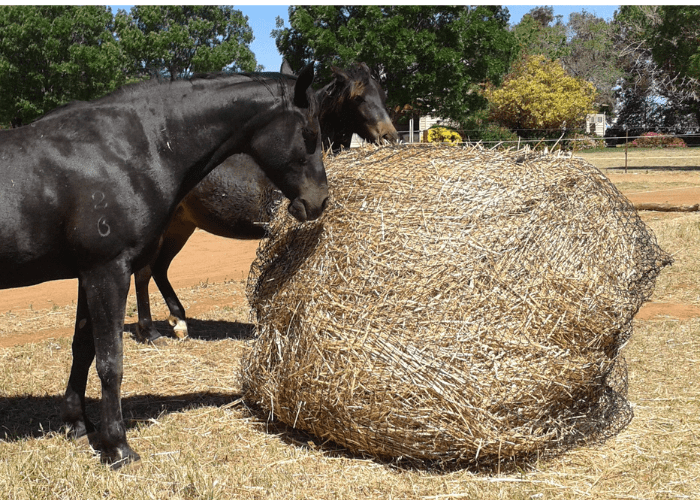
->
[[108, 5, 621, 72]]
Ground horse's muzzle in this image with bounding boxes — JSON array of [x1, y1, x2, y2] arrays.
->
[[288, 193, 329, 222], [369, 120, 399, 145], [383, 129, 400, 143]]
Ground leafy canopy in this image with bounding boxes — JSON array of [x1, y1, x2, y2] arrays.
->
[[273, 6, 517, 126], [0, 6, 260, 127], [0, 6, 127, 126], [512, 8, 619, 111], [561, 11, 621, 111], [644, 6, 700, 81], [612, 6, 700, 131], [114, 5, 257, 80], [483, 54, 597, 131], [511, 8, 568, 61]]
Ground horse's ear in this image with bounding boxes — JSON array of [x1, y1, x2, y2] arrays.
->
[[294, 62, 315, 108], [331, 66, 349, 82], [280, 59, 294, 75]]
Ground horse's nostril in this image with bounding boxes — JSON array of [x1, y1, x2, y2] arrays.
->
[[321, 196, 329, 212], [386, 131, 399, 142]]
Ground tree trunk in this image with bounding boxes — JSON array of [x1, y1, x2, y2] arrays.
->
[[635, 202, 700, 212]]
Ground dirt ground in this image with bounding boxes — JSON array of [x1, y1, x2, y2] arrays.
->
[[2, 147, 700, 347]]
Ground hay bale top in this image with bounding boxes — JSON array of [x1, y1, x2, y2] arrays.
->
[[244, 144, 670, 466]]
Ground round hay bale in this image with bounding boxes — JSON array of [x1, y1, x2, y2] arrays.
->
[[242, 144, 671, 465]]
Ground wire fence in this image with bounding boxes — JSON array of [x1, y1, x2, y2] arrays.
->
[[464, 135, 699, 150], [395, 128, 700, 150], [383, 130, 700, 174]]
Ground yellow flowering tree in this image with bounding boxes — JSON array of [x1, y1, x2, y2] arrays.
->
[[483, 54, 597, 132], [426, 127, 462, 145]]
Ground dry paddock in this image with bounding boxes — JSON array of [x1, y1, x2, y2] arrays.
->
[[1, 146, 700, 499]]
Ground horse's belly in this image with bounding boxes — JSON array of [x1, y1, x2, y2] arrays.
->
[[0, 254, 76, 290], [0, 204, 77, 288], [182, 163, 273, 240]]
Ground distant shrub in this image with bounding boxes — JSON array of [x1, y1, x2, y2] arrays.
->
[[629, 132, 687, 148], [425, 126, 462, 145], [462, 124, 519, 145], [570, 133, 599, 151]]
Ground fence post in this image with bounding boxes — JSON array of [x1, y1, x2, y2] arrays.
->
[[625, 130, 628, 174]]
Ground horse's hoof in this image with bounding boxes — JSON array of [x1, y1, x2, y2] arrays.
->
[[168, 316, 189, 340], [134, 323, 165, 345], [149, 335, 171, 347], [75, 431, 99, 450], [63, 418, 96, 440], [102, 444, 141, 470]]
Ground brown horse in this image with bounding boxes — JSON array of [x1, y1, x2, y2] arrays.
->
[[1, 64, 327, 467], [133, 62, 398, 343]]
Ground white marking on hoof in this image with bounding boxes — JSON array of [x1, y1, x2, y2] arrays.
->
[[168, 316, 188, 339], [150, 336, 171, 347], [75, 431, 98, 450]]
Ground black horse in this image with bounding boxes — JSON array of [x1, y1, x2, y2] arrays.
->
[[133, 62, 398, 343], [0, 64, 327, 467]]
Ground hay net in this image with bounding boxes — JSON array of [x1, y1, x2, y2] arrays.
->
[[243, 144, 671, 466]]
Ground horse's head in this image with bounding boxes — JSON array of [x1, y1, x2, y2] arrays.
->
[[247, 63, 328, 222], [328, 63, 399, 146]]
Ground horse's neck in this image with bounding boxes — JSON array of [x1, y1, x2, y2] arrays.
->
[[316, 83, 352, 151], [149, 79, 279, 199]]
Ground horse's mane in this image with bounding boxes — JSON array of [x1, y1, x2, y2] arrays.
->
[[318, 63, 379, 126], [191, 71, 298, 83], [33, 100, 88, 122], [33, 71, 303, 123], [189, 72, 305, 110], [97, 71, 294, 104]]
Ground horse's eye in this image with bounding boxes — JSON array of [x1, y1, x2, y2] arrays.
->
[[302, 127, 318, 154]]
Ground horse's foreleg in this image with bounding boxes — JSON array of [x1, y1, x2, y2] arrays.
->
[[133, 265, 165, 344], [152, 217, 197, 339], [61, 284, 97, 439], [81, 262, 139, 468]]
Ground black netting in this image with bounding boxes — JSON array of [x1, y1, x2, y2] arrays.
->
[[242, 144, 671, 467]]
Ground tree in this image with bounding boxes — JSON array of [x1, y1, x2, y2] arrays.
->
[[646, 6, 700, 81], [114, 5, 258, 81], [512, 8, 620, 113], [483, 54, 597, 133], [511, 7, 568, 62], [561, 11, 622, 111], [612, 6, 700, 130], [613, 85, 697, 134], [0, 6, 127, 127], [273, 6, 518, 127]]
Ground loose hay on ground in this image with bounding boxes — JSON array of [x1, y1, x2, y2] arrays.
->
[[243, 144, 671, 467]]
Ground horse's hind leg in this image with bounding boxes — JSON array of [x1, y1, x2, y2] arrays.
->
[[151, 217, 197, 339], [61, 284, 97, 439], [79, 262, 139, 468], [134, 265, 167, 345]]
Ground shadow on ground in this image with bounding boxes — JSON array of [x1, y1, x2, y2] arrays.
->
[[125, 318, 256, 342], [0, 391, 242, 441], [607, 165, 700, 172]]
